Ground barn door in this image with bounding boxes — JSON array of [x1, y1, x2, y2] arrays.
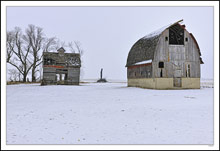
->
[[174, 70, 182, 87], [174, 78, 181, 87]]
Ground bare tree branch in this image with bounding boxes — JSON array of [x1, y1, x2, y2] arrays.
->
[[74, 41, 84, 56], [68, 42, 76, 53], [43, 37, 56, 52], [6, 27, 32, 82]]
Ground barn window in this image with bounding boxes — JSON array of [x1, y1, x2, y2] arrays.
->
[[169, 24, 184, 45], [186, 64, 191, 77], [165, 37, 168, 41], [159, 62, 164, 68], [187, 64, 190, 77], [185, 37, 188, 42], [160, 69, 163, 77]]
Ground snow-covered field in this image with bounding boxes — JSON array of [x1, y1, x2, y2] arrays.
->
[[6, 81, 214, 144]]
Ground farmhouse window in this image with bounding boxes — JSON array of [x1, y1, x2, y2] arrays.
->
[[56, 74, 60, 81], [44, 58, 55, 65]]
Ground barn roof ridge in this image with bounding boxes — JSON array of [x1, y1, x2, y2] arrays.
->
[[142, 19, 183, 40], [126, 19, 204, 67]]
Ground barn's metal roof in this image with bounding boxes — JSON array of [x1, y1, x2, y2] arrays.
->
[[126, 20, 183, 67], [126, 20, 203, 67]]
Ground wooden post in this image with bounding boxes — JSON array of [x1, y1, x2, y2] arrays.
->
[[100, 68, 103, 79]]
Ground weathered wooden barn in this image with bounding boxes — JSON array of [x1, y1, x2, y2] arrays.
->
[[126, 20, 204, 89], [41, 47, 81, 85]]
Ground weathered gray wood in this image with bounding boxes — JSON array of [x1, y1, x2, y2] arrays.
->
[[152, 28, 201, 79], [126, 22, 202, 81], [41, 47, 81, 85]]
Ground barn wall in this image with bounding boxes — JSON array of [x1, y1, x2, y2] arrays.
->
[[127, 65, 152, 79], [182, 78, 200, 88], [184, 31, 201, 78], [127, 78, 200, 89], [153, 28, 201, 79], [128, 78, 156, 89], [127, 78, 173, 89]]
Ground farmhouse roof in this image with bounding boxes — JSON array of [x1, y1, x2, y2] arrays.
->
[[57, 47, 66, 53]]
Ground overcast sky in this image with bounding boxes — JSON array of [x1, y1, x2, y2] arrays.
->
[[7, 6, 214, 80]]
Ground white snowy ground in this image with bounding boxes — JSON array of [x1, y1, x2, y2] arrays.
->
[[6, 81, 214, 144]]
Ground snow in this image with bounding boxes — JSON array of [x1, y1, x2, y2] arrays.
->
[[6, 81, 213, 144], [143, 24, 171, 39], [143, 20, 183, 39], [133, 59, 152, 65]]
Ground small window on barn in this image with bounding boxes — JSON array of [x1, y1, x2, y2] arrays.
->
[[186, 64, 191, 77], [159, 62, 164, 68], [188, 64, 190, 77], [165, 37, 168, 41], [185, 37, 188, 42], [160, 69, 163, 77]]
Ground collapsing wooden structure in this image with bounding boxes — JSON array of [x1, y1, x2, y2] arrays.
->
[[126, 20, 204, 89], [41, 47, 81, 85]]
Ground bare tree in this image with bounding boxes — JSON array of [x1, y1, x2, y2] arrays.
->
[[68, 41, 75, 53], [23, 24, 44, 82], [54, 39, 66, 50], [8, 69, 19, 81], [37, 63, 43, 81], [24, 24, 56, 82], [74, 41, 84, 56], [67, 41, 84, 56], [68, 41, 84, 80], [6, 27, 33, 82], [43, 37, 56, 52], [6, 31, 14, 62]]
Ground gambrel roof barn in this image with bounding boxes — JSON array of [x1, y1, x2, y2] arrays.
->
[[126, 20, 203, 89]]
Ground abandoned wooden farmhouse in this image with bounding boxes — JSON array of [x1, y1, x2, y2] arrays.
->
[[126, 20, 204, 89], [41, 47, 81, 85]]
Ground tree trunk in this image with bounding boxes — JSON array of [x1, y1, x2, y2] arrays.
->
[[23, 74, 27, 82], [32, 65, 36, 82], [32, 75, 36, 82]]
